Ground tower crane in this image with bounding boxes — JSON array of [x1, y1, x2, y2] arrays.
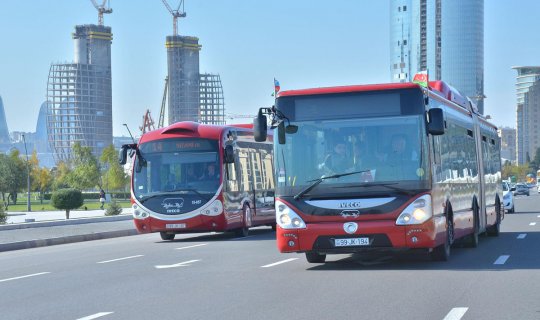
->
[[158, 76, 169, 128], [161, 0, 187, 36], [89, 0, 113, 26]]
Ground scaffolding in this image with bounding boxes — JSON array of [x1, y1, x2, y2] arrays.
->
[[199, 73, 225, 125]]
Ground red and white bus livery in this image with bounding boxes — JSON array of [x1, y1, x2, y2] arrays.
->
[[120, 121, 275, 240], [254, 81, 502, 262]]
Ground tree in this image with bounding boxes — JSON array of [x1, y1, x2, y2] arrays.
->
[[52, 161, 72, 190], [35, 168, 53, 204], [51, 188, 83, 219], [100, 144, 129, 192], [105, 200, 123, 216], [68, 142, 101, 190], [0, 150, 27, 206]]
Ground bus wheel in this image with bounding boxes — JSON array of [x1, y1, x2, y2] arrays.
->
[[160, 232, 175, 241], [465, 202, 479, 248], [431, 214, 453, 261], [305, 251, 326, 263], [234, 205, 251, 237], [487, 200, 501, 237]]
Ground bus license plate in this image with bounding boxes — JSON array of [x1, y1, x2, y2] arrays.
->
[[166, 223, 186, 229], [334, 238, 370, 247]]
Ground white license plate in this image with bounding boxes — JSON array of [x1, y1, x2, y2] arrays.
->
[[166, 223, 186, 229], [334, 237, 370, 247]]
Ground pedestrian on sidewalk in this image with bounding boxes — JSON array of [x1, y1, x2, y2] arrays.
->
[[99, 189, 106, 209]]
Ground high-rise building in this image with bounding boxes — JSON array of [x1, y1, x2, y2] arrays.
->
[[166, 35, 201, 124], [512, 66, 540, 165], [498, 126, 516, 163], [47, 24, 113, 161], [0, 95, 12, 151], [390, 0, 484, 113]]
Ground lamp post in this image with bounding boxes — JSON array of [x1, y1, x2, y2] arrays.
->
[[21, 134, 31, 212]]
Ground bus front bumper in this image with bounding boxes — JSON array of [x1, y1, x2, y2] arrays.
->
[[276, 217, 445, 254]]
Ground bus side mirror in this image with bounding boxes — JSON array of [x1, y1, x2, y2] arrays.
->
[[119, 145, 128, 165], [224, 145, 235, 164], [427, 108, 445, 135], [278, 121, 286, 144], [253, 112, 267, 142]]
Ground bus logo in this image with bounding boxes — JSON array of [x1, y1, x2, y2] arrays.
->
[[162, 198, 185, 210], [339, 201, 362, 209], [340, 210, 360, 218]]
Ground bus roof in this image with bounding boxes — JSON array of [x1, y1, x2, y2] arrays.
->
[[138, 121, 252, 144], [277, 82, 421, 97]]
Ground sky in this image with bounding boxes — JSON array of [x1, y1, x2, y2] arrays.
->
[[0, 0, 539, 137]]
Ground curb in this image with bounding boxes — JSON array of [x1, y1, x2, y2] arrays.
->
[[0, 229, 140, 252], [0, 214, 133, 231]]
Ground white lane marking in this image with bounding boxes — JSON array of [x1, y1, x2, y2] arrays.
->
[[175, 243, 207, 250], [155, 259, 200, 269], [529, 222, 537, 226], [442, 307, 468, 320], [494, 255, 510, 265], [261, 258, 298, 268], [0, 272, 50, 283], [97, 255, 144, 264], [517, 233, 527, 239], [77, 312, 114, 320]]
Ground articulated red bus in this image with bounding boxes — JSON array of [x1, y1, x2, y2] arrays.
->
[[120, 121, 275, 240], [254, 80, 502, 262]]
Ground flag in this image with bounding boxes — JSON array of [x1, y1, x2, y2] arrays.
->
[[274, 78, 281, 94], [412, 71, 428, 88]]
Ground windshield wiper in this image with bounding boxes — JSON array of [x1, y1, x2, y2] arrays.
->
[[139, 188, 211, 204], [333, 182, 415, 195], [293, 170, 372, 200]]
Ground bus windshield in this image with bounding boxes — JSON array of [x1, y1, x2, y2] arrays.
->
[[133, 138, 220, 208], [275, 115, 430, 198]]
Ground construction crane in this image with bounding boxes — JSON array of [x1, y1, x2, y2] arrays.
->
[[158, 76, 169, 128], [140, 109, 156, 134], [161, 0, 187, 36], [89, 0, 113, 26], [226, 113, 256, 123]]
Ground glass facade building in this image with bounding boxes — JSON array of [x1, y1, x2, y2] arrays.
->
[[512, 67, 540, 164], [390, 0, 484, 113]]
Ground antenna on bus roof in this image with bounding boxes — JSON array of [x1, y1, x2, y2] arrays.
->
[[123, 123, 136, 144]]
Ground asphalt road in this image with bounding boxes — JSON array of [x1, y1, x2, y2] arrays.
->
[[1, 193, 539, 320]]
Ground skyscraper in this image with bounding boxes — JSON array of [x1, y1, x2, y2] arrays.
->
[[166, 35, 201, 124], [47, 24, 113, 161], [0, 95, 12, 152], [390, 0, 484, 113], [512, 66, 540, 165]]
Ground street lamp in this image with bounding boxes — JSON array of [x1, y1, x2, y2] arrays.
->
[[21, 134, 31, 212]]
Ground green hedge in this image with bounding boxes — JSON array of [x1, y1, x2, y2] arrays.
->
[[44, 192, 130, 201]]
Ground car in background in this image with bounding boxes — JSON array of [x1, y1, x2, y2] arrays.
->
[[503, 181, 515, 213], [513, 183, 530, 196]]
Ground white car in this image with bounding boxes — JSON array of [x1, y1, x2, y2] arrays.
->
[[503, 182, 515, 213]]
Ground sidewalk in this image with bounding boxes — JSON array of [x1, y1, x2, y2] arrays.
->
[[0, 208, 138, 252]]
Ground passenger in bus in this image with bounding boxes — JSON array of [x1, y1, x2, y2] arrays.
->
[[319, 142, 353, 175], [200, 163, 220, 181], [352, 144, 375, 182], [164, 174, 177, 191], [379, 134, 418, 180]]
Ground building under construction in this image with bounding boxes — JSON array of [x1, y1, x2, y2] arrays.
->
[[46, 24, 113, 161], [162, 1, 225, 126]]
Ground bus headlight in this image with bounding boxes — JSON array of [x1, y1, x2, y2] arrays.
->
[[132, 204, 150, 220], [396, 194, 432, 225], [201, 200, 223, 216], [276, 200, 306, 229]]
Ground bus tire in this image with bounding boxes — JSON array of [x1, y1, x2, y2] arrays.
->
[[487, 199, 501, 237], [160, 232, 175, 241], [305, 251, 326, 263], [465, 201, 479, 248], [234, 204, 252, 237], [431, 209, 453, 261]]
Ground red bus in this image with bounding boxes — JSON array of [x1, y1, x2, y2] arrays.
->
[[254, 81, 502, 262], [120, 121, 275, 240]]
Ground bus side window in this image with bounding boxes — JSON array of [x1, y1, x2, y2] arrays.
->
[[225, 156, 239, 192]]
